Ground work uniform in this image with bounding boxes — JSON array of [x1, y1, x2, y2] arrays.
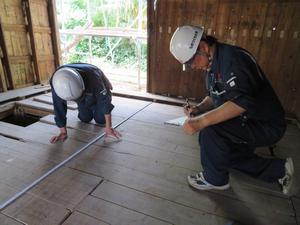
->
[[50, 63, 114, 128], [201, 43, 286, 186]]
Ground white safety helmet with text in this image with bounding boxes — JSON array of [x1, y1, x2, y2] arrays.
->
[[170, 25, 204, 69], [52, 67, 85, 101]]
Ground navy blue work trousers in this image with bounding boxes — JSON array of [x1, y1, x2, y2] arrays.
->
[[200, 117, 286, 186], [77, 92, 113, 125]]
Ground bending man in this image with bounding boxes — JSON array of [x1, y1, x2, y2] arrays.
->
[[49, 63, 121, 144]]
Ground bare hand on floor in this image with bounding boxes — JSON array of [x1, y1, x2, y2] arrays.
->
[[105, 127, 122, 139], [50, 132, 68, 144]]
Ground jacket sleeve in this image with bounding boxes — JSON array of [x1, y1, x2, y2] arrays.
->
[[51, 83, 68, 128], [102, 73, 113, 91], [94, 88, 114, 115], [222, 51, 264, 111]]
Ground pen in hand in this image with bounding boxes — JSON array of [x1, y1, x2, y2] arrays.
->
[[184, 98, 197, 117], [185, 98, 190, 108], [184, 98, 192, 117]]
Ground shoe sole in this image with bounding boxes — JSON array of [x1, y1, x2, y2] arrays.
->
[[283, 158, 298, 196], [187, 176, 230, 191], [286, 157, 294, 176]]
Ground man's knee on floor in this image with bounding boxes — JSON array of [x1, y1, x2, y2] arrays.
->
[[78, 115, 93, 123]]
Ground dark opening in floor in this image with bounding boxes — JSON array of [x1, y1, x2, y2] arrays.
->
[[2, 113, 41, 127]]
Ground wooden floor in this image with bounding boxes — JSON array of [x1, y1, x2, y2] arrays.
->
[[0, 94, 299, 225]]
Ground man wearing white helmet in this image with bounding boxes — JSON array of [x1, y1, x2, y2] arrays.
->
[[170, 25, 295, 196], [50, 63, 121, 143]]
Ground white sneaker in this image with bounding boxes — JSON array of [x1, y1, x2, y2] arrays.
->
[[187, 172, 230, 190], [278, 158, 297, 196]]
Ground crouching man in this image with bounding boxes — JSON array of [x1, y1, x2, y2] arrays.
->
[[50, 63, 121, 144]]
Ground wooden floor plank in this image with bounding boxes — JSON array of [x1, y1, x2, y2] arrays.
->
[[118, 119, 199, 149], [0, 121, 97, 163], [33, 95, 77, 110], [27, 122, 104, 143], [3, 193, 70, 225], [98, 135, 200, 170], [29, 167, 102, 210], [0, 84, 50, 103], [16, 99, 55, 113], [0, 183, 19, 207], [130, 102, 185, 125], [0, 95, 298, 225], [110, 96, 152, 118], [0, 148, 55, 190], [108, 132, 199, 158], [39, 113, 124, 134], [142, 102, 184, 115], [67, 149, 295, 225], [0, 123, 103, 206], [291, 197, 300, 222], [62, 211, 109, 225], [0, 136, 68, 165], [76, 195, 173, 225], [39, 94, 151, 118], [0, 213, 25, 225], [91, 180, 230, 225]]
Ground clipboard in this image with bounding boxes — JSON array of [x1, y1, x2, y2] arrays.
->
[[164, 116, 187, 126]]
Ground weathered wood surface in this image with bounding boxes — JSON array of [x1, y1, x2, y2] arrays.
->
[[0, 95, 299, 225], [67, 139, 295, 225], [0, 0, 58, 90], [0, 85, 50, 103], [33, 94, 77, 110], [76, 195, 172, 225], [3, 193, 70, 225], [62, 211, 109, 225], [0, 213, 25, 225]]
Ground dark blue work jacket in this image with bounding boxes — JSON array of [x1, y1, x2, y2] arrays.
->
[[50, 63, 114, 128], [207, 42, 285, 126]]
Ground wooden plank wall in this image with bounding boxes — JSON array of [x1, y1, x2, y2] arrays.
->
[[0, 0, 34, 90], [148, 0, 300, 119], [28, 0, 59, 82], [0, 0, 60, 91]]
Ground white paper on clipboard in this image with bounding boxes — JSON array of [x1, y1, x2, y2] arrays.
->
[[164, 116, 187, 127]]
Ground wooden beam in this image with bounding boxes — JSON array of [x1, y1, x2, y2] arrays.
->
[[23, 0, 41, 84], [47, 0, 61, 67], [147, 0, 155, 92], [9, 56, 32, 62], [60, 28, 147, 40], [32, 27, 52, 34], [0, 60, 6, 92], [0, 20, 13, 90], [2, 24, 27, 32]]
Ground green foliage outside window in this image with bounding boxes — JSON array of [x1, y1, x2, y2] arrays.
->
[[57, 0, 147, 72]]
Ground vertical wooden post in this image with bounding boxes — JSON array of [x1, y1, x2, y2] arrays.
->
[[0, 60, 5, 92], [48, 0, 62, 67], [0, 59, 5, 92], [147, 0, 154, 92], [0, 21, 13, 90], [23, 0, 41, 84]]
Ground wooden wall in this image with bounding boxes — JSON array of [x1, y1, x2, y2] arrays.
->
[[0, 0, 60, 92], [148, 0, 300, 119]]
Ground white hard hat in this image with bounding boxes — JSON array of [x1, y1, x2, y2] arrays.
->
[[52, 67, 85, 101], [170, 25, 204, 64]]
